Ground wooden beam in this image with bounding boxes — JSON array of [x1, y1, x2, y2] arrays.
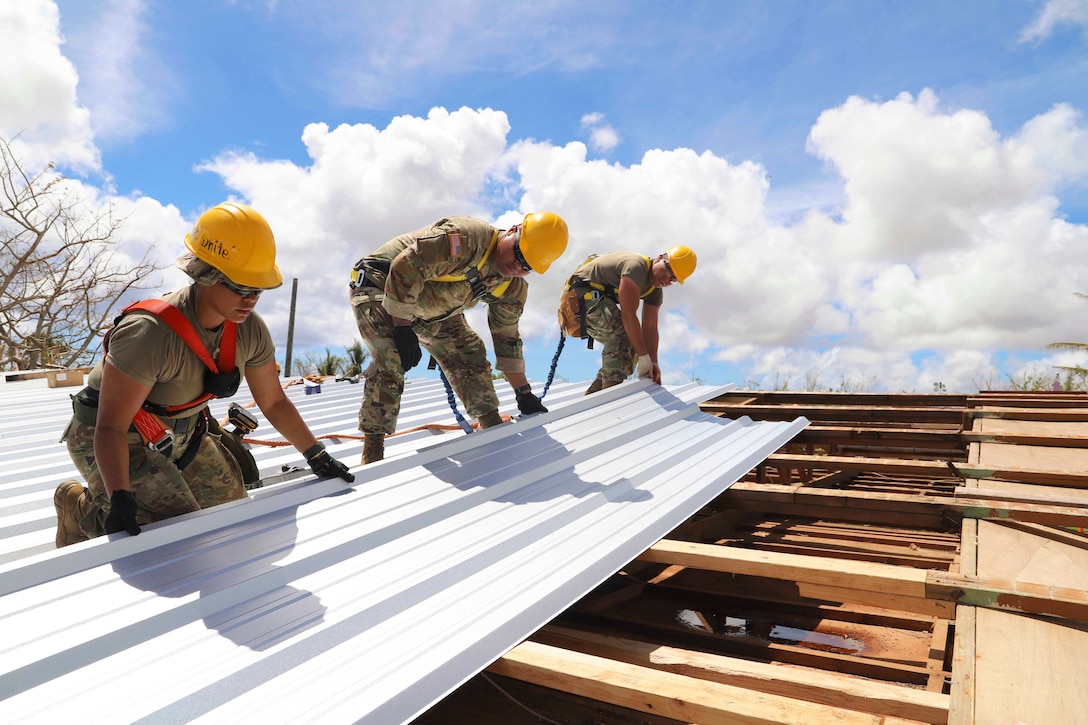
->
[[708, 391, 969, 407], [641, 539, 1088, 621], [531, 625, 951, 724], [725, 481, 1088, 528], [950, 497, 1088, 528], [638, 539, 929, 599], [947, 607, 976, 725], [926, 572, 1088, 621], [797, 425, 965, 449], [765, 453, 962, 478], [765, 453, 1088, 487], [962, 430, 1088, 448], [702, 403, 965, 425], [968, 408, 1088, 422], [490, 640, 883, 725], [723, 482, 953, 530]]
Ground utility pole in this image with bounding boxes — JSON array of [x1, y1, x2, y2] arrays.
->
[[284, 277, 298, 377]]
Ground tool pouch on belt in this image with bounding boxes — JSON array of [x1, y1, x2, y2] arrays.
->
[[350, 257, 391, 290], [558, 288, 585, 338], [209, 414, 262, 490]]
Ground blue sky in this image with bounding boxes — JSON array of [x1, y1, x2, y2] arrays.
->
[[4, 0, 1088, 393]]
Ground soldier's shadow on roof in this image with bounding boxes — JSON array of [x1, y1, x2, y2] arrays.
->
[[110, 500, 327, 652], [422, 422, 655, 505]]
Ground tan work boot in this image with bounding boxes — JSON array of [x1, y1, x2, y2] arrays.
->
[[477, 410, 504, 429], [54, 480, 91, 548], [362, 433, 385, 465], [584, 378, 604, 395]]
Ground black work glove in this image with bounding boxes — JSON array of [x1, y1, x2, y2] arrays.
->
[[104, 490, 141, 537], [305, 444, 355, 483], [392, 325, 422, 371], [515, 388, 548, 415]]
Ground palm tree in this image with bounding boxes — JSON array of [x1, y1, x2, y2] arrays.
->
[[1046, 293, 1088, 390]]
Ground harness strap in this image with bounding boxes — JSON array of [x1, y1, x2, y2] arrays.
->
[[104, 298, 239, 453], [431, 230, 512, 303]]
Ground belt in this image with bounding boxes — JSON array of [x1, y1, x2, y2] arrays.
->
[[71, 387, 203, 433]]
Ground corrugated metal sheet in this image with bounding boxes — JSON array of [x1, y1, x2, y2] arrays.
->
[[0, 375, 807, 724], [0, 374, 588, 564]]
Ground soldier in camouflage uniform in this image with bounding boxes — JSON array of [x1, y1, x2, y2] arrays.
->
[[350, 212, 569, 463], [559, 246, 697, 395], [53, 202, 354, 547]]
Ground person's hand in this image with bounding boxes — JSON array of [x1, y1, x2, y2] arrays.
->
[[392, 325, 422, 371], [104, 490, 141, 536], [651, 362, 662, 385], [515, 389, 548, 415], [636, 354, 653, 378], [306, 444, 355, 482]]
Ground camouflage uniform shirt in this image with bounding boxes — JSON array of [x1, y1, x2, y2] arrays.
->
[[372, 216, 528, 373]]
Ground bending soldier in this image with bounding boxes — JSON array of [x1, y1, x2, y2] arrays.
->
[[349, 213, 569, 464], [54, 202, 354, 547], [559, 247, 697, 395]]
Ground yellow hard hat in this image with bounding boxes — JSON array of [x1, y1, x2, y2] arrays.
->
[[184, 202, 283, 289], [519, 212, 569, 274], [666, 245, 697, 284]]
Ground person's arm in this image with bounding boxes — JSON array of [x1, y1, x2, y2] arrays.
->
[[617, 276, 647, 357], [641, 302, 662, 384], [246, 360, 320, 453], [93, 361, 153, 495], [246, 360, 354, 481]]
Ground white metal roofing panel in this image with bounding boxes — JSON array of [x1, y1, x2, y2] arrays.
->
[[0, 375, 588, 564], [0, 378, 807, 724]]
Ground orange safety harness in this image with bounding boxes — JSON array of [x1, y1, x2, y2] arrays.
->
[[104, 299, 238, 453]]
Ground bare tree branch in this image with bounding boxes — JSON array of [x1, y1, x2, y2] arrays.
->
[[0, 135, 161, 370]]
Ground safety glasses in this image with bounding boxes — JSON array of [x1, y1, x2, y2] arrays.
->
[[512, 240, 533, 273], [664, 261, 678, 284], [220, 279, 264, 298]]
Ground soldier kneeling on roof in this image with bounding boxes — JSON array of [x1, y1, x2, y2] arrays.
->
[[54, 202, 354, 547], [558, 246, 697, 395], [349, 212, 569, 465]]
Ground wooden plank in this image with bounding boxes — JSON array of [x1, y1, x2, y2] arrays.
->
[[796, 426, 964, 450], [954, 485, 1088, 507], [490, 640, 883, 725], [565, 610, 939, 683], [926, 571, 1088, 621], [951, 497, 1088, 528], [639, 539, 1088, 621], [976, 519, 1088, 589], [794, 583, 955, 619], [704, 403, 965, 425], [707, 391, 968, 407], [768, 452, 1088, 487], [959, 519, 977, 577], [532, 625, 951, 724], [968, 407, 1088, 422], [967, 395, 1088, 408], [766, 454, 961, 477], [976, 417, 1088, 437], [977, 441, 1088, 480], [946, 606, 975, 725], [972, 607, 1088, 725], [963, 430, 1088, 447], [639, 540, 929, 599], [925, 618, 951, 693]]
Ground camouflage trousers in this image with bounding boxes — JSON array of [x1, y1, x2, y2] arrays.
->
[[350, 289, 499, 435], [583, 296, 637, 391], [62, 416, 247, 538]]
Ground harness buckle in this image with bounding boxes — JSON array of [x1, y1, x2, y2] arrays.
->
[[148, 428, 175, 454]]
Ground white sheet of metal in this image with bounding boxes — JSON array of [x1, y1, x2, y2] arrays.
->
[[0, 374, 588, 564], [0, 378, 807, 724]]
